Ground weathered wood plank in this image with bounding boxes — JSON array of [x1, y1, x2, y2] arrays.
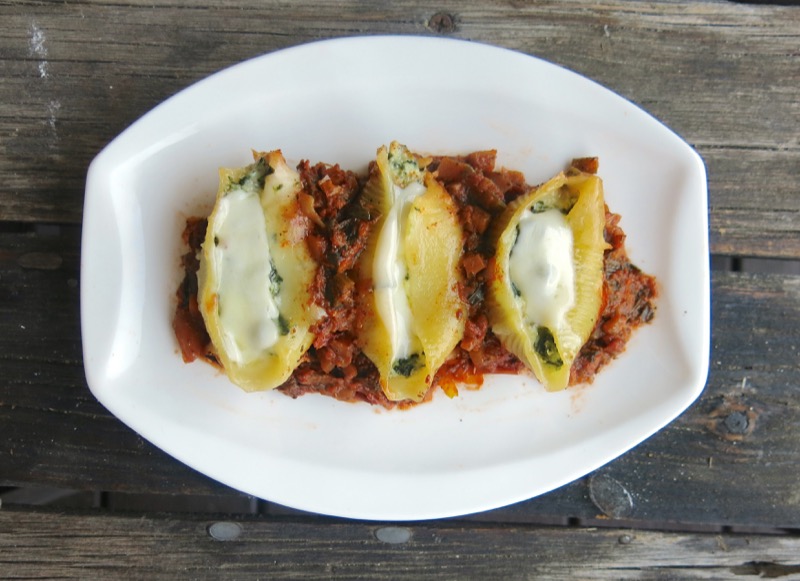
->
[[2, 228, 799, 526], [707, 149, 800, 258], [1, 508, 799, 579], [0, 226, 237, 496], [1, 1, 798, 256]]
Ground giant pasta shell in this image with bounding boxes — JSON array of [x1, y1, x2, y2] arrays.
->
[[198, 150, 323, 391], [357, 142, 466, 402], [487, 168, 607, 391]]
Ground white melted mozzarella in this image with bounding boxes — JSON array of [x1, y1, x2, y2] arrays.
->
[[372, 181, 427, 361], [211, 186, 280, 363], [509, 208, 575, 330]]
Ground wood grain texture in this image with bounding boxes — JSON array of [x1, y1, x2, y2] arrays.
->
[[2, 226, 799, 528], [1, 1, 798, 256], [0, 226, 237, 496], [1, 508, 800, 579]]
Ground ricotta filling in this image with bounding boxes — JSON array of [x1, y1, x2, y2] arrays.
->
[[211, 186, 281, 364], [372, 180, 427, 367], [509, 208, 575, 331]]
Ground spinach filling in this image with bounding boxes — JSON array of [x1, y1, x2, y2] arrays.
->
[[535, 326, 563, 368], [226, 157, 274, 194], [238, 157, 273, 191], [530, 200, 547, 214], [392, 353, 423, 378], [387, 147, 423, 188], [277, 313, 290, 336], [269, 262, 283, 297]]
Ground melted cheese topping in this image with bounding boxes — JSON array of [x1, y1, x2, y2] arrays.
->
[[210, 186, 280, 364], [372, 180, 427, 361], [509, 208, 575, 330]]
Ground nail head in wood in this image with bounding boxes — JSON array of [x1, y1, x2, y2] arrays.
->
[[589, 474, 634, 519], [428, 12, 456, 34], [207, 521, 243, 541], [724, 411, 749, 434], [375, 526, 412, 544]]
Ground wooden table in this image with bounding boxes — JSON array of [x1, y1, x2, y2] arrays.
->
[[2, 0, 799, 577]]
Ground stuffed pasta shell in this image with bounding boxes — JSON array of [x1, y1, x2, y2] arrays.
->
[[487, 165, 608, 391], [197, 150, 324, 392], [357, 142, 466, 402]]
